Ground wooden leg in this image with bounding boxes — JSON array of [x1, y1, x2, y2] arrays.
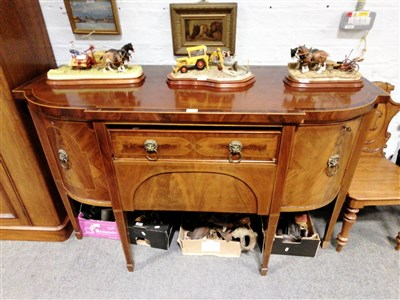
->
[[322, 110, 375, 248], [336, 207, 359, 252], [260, 214, 279, 276], [396, 232, 400, 251], [322, 194, 346, 249], [114, 210, 134, 272], [58, 188, 82, 239]]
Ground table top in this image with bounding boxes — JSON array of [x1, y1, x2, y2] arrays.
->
[[14, 66, 389, 124]]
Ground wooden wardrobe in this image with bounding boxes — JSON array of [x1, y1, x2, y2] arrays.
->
[[0, 0, 72, 241]]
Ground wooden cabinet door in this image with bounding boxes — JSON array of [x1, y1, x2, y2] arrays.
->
[[0, 159, 30, 226], [282, 118, 361, 211], [42, 118, 111, 204]]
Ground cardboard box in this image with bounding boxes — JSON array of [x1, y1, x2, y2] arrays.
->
[[128, 221, 175, 250], [177, 227, 242, 257], [271, 213, 320, 257], [77, 213, 120, 240]]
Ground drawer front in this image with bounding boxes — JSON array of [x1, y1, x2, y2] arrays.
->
[[109, 129, 280, 162]]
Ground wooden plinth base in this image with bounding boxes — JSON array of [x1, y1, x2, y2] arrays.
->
[[47, 74, 146, 86], [166, 73, 255, 91], [284, 75, 364, 90]]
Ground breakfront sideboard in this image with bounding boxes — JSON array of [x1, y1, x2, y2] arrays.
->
[[13, 66, 389, 275]]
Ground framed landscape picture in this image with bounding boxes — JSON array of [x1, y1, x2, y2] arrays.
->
[[64, 0, 121, 35], [170, 3, 237, 55]]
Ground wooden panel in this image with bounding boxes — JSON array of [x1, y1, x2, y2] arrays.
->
[[109, 128, 280, 161], [0, 1, 56, 90], [43, 118, 111, 203], [282, 118, 361, 211], [134, 172, 257, 213], [362, 101, 400, 157], [115, 161, 276, 215], [0, 159, 30, 226], [1, 68, 66, 228], [0, 224, 72, 242]]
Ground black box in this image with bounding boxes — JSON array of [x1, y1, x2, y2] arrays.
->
[[128, 213, 175, 250], [271, 213, 320, 257], [128, 222, 174, 250]]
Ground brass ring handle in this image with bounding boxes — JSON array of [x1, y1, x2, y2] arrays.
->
[[58, 149, 69, 169], [228, 140, 243, 163], [326, 154, 340, 176], [144, 139, 158, 161]]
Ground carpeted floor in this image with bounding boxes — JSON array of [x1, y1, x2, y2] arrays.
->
[[1, 205, 399, 299]]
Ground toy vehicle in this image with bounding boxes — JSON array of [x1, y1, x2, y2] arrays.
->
[[173, 45, 209, 73], [209, 48, 224, 70], [333, 50, 363, 73], [69, 44, 97, 69], [335, 56, 362, 73], [209, 48, 237, 71]]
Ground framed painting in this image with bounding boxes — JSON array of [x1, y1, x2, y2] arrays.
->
[[64, 0, 121, 35], [170, 3, 237, 55]]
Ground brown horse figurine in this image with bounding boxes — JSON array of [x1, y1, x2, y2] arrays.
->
[[101, 43, 134, 72], [293, 45, 329, 73]]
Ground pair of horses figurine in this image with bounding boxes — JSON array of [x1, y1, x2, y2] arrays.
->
[[291, 45, 329, 73], [69, 43, 134, 72], [101, 43, 134, 72]]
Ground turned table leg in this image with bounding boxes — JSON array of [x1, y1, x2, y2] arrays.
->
[[396, 232, 400, 251], [336, 207, 359, 252]]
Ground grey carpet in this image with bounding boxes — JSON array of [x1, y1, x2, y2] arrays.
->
[[1, 205, 399, 299]]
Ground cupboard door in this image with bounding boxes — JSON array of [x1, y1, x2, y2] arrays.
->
[[282, 118, 361, 211], [0, 159, 30, 226], [43, 118, 111, 204], [114, 161, 276, 214]]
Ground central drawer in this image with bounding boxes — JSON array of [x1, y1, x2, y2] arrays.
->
[[109, 128, 280, 162], [108, 126, 281, 215]]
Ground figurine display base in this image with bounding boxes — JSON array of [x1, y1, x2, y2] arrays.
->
[[46, 65, 145, 86], [284, 63, 364, 89], [167, 66, 255, 90]]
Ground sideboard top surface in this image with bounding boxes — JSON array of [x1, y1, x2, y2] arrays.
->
[[14, 66, 389, 124]]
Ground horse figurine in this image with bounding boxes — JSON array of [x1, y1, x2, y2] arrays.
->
[[101, 43, 134, 72], [291, 45, 329, 73]]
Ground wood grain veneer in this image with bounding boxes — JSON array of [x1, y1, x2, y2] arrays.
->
[[13, 65, 390, 274]]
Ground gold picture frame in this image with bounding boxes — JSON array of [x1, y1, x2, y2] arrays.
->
[[64, 0, 121, 35], [170, 3, 237, 55]]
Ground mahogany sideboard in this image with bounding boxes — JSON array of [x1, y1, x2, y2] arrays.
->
[[13, 66, 389, 275]]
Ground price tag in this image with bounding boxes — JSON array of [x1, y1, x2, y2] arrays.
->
[[201, 240, 221, 252], [197, 75, 208, 81]]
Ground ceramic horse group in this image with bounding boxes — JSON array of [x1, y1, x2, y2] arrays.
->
[[101, 43, 134, 72], [291, 45, 329, 73]]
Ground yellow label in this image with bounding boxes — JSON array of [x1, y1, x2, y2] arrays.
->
[[354, 11, 370, 17]]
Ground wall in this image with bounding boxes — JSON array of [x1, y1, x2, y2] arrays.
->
[[40, 0, 399, 157]]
